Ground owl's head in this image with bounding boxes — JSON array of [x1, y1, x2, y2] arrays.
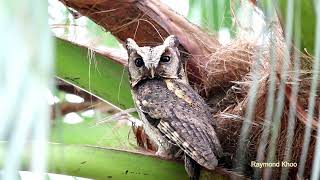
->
[[125, 35, 186, 87]]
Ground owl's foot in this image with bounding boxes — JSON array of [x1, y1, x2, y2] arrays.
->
[[155, 143, 182, 159], [155, 147, 174, 159], [184, 154, 200, 180]]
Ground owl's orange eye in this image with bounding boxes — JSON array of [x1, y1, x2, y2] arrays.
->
[[160, 56, 170, 62], [135, 57, 144, 67]]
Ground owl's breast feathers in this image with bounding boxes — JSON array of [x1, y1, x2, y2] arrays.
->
[[133, 79, 222, 170]]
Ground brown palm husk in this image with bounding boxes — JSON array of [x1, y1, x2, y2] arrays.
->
[[200, 28, 318, 178]]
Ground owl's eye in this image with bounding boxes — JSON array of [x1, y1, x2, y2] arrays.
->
[[135, 57, 144, 67], [160, 56, 170, 62]]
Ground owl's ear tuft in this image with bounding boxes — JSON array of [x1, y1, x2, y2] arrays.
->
[[125, 38, 139, 54], [164, 35, 179, 48]]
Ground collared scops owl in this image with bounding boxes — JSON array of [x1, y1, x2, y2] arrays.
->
[[125, 35, 222, 180]]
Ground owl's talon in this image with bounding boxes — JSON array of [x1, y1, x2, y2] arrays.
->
[[155, 148, 174, 159]]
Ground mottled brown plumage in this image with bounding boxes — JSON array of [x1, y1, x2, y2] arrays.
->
[[125, 35, 222, 179]]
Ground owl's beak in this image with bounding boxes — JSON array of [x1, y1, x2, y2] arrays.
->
[[150, 68, 155, 78], [145, 62, 156, 78]]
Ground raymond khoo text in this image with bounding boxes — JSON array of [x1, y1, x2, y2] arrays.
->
[[251, 161, 297, 168]]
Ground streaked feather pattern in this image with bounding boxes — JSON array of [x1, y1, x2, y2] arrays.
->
[[133, 79, 222, 170]]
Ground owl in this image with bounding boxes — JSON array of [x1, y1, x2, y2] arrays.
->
[[125, 35, 222, 179]]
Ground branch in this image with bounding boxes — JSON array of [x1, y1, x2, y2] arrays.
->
[[55, 37, 134, 110], [0, 142, 244, 179]]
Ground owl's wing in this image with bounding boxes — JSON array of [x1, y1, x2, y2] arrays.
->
[[134, 79, 222, 170]]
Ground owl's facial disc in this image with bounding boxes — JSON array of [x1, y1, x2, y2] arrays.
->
[[125, 35, 182, 87]]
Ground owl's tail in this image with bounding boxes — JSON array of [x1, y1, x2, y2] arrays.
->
[[185, 154, 200, 180]]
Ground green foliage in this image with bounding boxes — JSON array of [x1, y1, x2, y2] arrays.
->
[[55, 38, 134, 110], [51, 119, 136, 150], [0, 142, 189, 180], [86, 19, 121, 48], [260, 0, 316, 56], [188, 0, 232, 32]]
